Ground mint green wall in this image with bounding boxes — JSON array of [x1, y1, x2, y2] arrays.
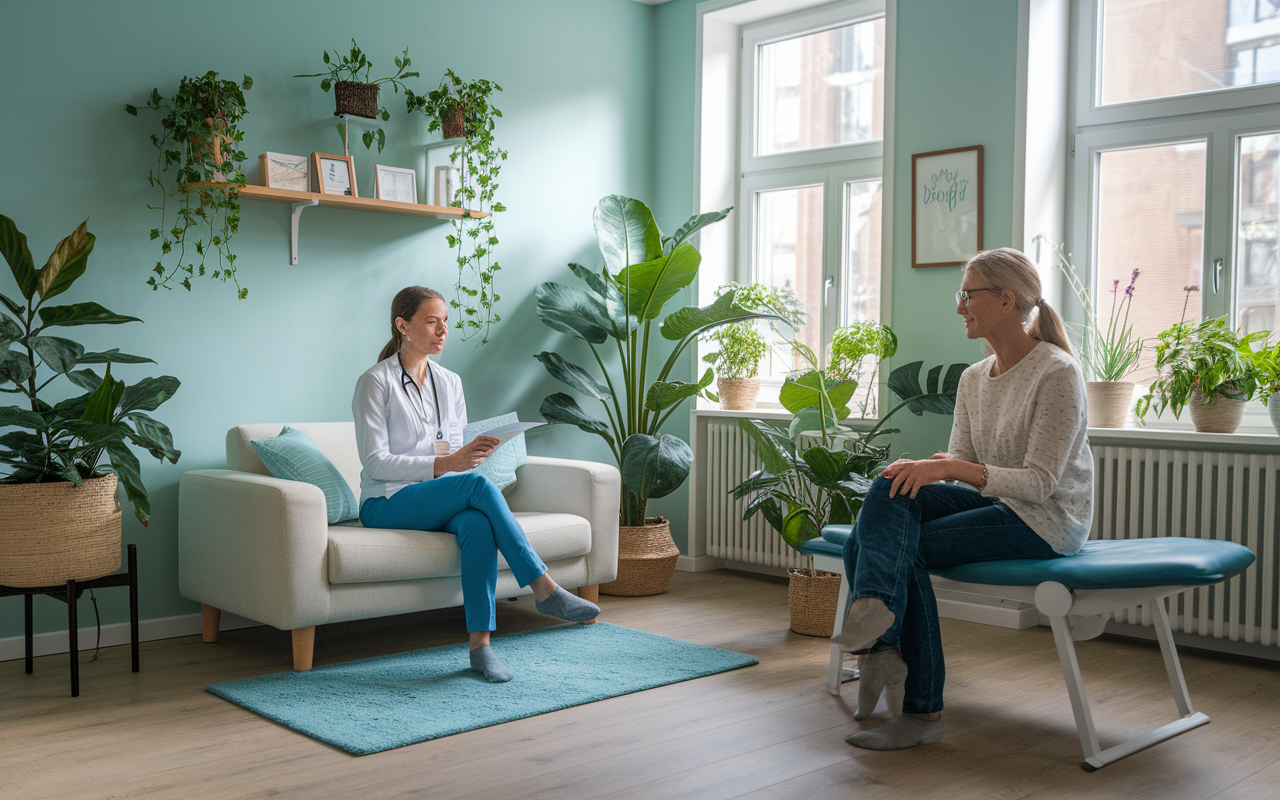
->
[[0, 0, 658, 638]]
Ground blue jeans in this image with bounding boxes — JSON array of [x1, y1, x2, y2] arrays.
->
[[842, 476, 1060, 714], [360, 472, 548, 633]]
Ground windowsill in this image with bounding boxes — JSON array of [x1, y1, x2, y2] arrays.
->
[[1086, 425, 1280, 452]]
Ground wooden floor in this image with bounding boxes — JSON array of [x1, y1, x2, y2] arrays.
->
[[3, 569, 1280, 800]]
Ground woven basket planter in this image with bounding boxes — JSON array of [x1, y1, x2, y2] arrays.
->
[[788, 568, 842, 637], [1188, 390, 1246, 434], [0, 474, 121, 588], [1085, 381, 1135, 428], [717, 378, 760, 411], [334, 81, 380, 119], [441, 105, 471, 139], [599, 516, 680, 597]]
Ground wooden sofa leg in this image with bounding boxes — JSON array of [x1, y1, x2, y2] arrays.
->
[[578, 585, 599, 626], [292, 626, 316, 671], [201, 604, 221, 643]]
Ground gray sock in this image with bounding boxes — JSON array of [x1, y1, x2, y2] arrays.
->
[[831, 597, 895, 653], [855, 648, 908, 720], [534, 586, 601, 623], [469, 645, 513, 683], [846, 715, 944, 750]]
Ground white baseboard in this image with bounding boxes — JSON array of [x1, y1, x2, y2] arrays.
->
[[676, 555, 726, 572], [935, 588, 1040, 630], [0, 610, 262, 663]]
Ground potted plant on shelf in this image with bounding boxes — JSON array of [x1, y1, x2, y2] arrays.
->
[[734, 337, 966, 636], [0, 215, 181, 588], [1135, 288, 1267, 434], [294, 40, 417, 153], [702, 282, 805, 411], [406, 70, 507, 344], [533, 195, 781, 596], [1249, 338, 1280, 435], [829, 320, 898, 417], [126, 71, 253, 299], [1034, 235, 1145, 427]]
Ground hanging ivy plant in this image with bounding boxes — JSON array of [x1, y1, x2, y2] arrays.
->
[[126, 71, 253, 299], [406, 70, 507, 344]]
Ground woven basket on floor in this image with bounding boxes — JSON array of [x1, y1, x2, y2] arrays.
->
[[788, 568, 842, 637], [0, 474, 121, 588], [599, 516, 680, 597], [334, 81, 380, 119], [717, 378, 760, 411]]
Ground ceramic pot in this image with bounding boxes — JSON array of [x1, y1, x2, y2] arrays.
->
[[1188, 390, 1246, 434], [599, 516, 679, 596], [1270, 400, 1280, 436], [717, 378, 760, 411], [0, 474, 121, 588], [1085, 381, 1136, 428], [787, 569, 842, 637]]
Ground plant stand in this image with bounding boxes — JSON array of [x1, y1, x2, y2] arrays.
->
[[0, 544, 139, 697]]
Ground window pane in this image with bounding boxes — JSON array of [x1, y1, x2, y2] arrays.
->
[[1099, 0, 1280, 105], [1237, 132, 1280, 337], [756, 18, 884, 156], [1095, 142, 1206, 383], [754, 185, 823, 380], [843, 179, 883, 416]]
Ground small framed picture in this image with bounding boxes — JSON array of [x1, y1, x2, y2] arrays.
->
[[376, 165, 418, 204], [311, 152, 357, 196], [259, 152, 308, 192], [911, 145, 984, 268], [434, 165, 459, 206]]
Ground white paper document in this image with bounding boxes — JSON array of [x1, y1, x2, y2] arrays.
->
[[472, 421, 546, 447]]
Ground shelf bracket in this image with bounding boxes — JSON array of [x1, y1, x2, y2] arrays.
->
[[290, 200, 319, 265]]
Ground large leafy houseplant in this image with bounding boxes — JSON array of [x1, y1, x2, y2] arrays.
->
[[534, 195, 780, 527], [126, 71, 253, 299], [0, 215, 181, 525], [293, 39, 418, 153], [406, 71, 507, 344]]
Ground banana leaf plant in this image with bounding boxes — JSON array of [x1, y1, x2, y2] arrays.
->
[[535, 195, 782, 526], [734, 345, 967, 572], [0, 215, 181, 525]]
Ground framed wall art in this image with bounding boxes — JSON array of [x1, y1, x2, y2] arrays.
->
[[911, 145, 983, 268], [311, 152, 357, 197], [375, 165, 417, 204], [259, 152, 309, 192]]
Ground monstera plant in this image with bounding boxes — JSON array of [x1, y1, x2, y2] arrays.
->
[[534, 195, 779, 595]]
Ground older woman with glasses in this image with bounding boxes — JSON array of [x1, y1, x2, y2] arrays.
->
[[834, 248, 1093, 751]]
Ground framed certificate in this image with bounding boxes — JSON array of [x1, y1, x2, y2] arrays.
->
[[911, 145, 983, 268], [311, 152, 357, 196], [375, 165, 418, 204]]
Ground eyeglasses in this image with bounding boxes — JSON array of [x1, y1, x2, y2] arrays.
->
[[955, 287, 1000, 306]]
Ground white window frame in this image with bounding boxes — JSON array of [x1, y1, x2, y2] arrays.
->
[[1067, 0, 1280, 432]]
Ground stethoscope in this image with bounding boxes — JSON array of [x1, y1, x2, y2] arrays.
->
[[399, 357, 445, 442]]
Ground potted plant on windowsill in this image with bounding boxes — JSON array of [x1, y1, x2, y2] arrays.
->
[[533, 195, 782, 596], [1034, 235, 1145, 427], [702, 282, 805, 410], [1249, 338, 1280, 435], [0, 215, 181, 588], [1135, 288, 1267, 434], [294, 40, 417, 153]]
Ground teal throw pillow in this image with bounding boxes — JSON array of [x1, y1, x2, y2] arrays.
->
[[463, 413, 527, 491], [250, 426, 359, 524]]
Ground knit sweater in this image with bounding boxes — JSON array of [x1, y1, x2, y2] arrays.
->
[[947, 342, 1094, 555]]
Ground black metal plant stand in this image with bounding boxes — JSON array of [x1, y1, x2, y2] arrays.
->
[[0, 543, 139, 697]]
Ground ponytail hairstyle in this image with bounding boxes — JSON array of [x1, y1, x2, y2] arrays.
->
[[963, 247, 1076, 359], [377, 286, 446, 363]]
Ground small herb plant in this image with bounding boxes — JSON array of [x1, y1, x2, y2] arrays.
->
[[829, 321, 898, 416], [126, 71, 253, 299], [406, 70, 507, 344], [294, 40, 418, 153], [702, 282, 805, 380], [1250, 338, 1280, 407]]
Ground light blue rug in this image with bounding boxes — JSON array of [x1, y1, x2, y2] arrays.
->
[[207, 622, 758, 755]]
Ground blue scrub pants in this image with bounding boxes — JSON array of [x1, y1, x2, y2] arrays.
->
[[360, 472, 548, 633], [843, 476, 1061, 714]]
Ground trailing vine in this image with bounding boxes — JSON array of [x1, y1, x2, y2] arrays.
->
[[407, 71, 507, 344], [126, 71, 252, 299]]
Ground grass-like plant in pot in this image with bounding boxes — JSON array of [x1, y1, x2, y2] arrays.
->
[[406, 71, 507, 344], [733, 336, 966, 635], [1135, 288, 1267, 434], [1034, 234, 1145, 427], [126, 71, 253, 299], [533, 195, 780, 595], [294, 39, 418, 153], [702, 282, 805, 410], [0, 215, 181, 587]]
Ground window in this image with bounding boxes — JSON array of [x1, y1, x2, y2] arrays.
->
[[1071, 0, 1280, 390], [738, 1, 887, 398]]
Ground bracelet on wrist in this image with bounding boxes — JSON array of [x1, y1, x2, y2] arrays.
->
[[978, 464, 988, 490]]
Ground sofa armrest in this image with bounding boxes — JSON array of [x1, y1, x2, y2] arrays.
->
[[506, 456, 620, 586], [178, 469, 331, 630]]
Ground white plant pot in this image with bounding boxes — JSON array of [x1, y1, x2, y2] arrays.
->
[[1085, 381, 1136, 428], [1187, 390, 1246, 434], [1270, 400, 1280, 436]]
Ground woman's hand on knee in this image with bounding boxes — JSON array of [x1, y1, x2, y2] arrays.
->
[[882, 457, 950, 499]]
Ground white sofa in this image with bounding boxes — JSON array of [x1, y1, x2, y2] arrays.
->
[[178, 422, 620, 670]]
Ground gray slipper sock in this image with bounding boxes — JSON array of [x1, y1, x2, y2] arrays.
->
[[469, 646, 513, 683], [846, 715, 944, 751], [534, 586, 601, 623], [831, 597, 895, 653], [854, 649, 908, 720]]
